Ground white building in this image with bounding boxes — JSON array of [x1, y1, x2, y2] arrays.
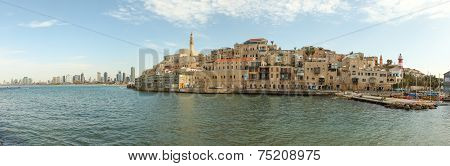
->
[[444, 71, 450, 93], [97, 72, 102, 83]]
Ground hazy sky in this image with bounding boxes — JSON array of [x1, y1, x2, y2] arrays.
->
[[1, 0, 450, 82]]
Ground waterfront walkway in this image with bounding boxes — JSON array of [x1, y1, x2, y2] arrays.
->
[[338, 92, 437, 110]]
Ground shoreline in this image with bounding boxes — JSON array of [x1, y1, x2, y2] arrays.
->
[[130, 87, 443, 110], [0, 84, 127, 87]]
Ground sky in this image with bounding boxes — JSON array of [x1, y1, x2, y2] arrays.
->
[[1, 0, 450, 82]]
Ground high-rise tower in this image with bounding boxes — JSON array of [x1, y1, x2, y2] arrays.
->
[[189, 32, 194, 57], [130, 67, 135, 83]]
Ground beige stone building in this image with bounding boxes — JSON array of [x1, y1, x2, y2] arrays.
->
[[135, 33, 407, 93]]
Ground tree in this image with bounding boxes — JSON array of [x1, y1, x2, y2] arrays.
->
[[400, 73, 442, 91], [305, 46, 315, 56], [387, 60, 393, 65]]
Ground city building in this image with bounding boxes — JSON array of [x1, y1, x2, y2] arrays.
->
[[73, 75, 81, 84], [116, 71, 122, 83], [135, 33, 408, 93], [80, 73, 85, 83], [131, 67, 136, 83], [21, 77, 33, 85], [104, 72, 108, 83], [52, 76, 61, 84], [97, 72, 102, 83], [445, 71, 450, 93]]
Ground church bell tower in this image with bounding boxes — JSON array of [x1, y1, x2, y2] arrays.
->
[[189, 32, 194, 57]]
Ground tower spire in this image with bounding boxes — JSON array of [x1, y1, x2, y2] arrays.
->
[[380, 55, 383, 66], [189, 32, 194, 56], [398, 53, 404, 68]]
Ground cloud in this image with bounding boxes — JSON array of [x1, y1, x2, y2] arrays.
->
[[19, 19, 65, 28], [362, 0, 450, 23], [109, 0, 350, 26], [109, 0, 450, 26], [0, 48, 25, 56], [106, 0, 152, 23]]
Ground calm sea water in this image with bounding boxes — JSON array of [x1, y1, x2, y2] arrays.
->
[[0, 85, 449, 146]]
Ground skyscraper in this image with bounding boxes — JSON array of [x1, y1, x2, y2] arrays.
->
[[97, 72, 102, 83], [104, 72, 108, 83], [130, 67, 135, 83], [117, 71, 122, 83], [81, 73, 85, 83]]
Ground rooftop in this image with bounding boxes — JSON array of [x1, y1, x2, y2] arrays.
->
[[215, 57, 256, 63], [445, 71, 450, 76], [244, 38, 268, 44]]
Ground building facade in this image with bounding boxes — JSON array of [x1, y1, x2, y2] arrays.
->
[[135, 33, 407, 93], [445, 71, 450, 93]]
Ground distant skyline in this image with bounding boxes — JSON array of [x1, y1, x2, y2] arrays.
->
[[1, 0, 450, 81]]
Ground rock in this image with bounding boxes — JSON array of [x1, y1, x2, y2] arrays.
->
[[422, 105, 428, 109], [395, 103, 403, 109], [405, 105, 411, 110], [413, 104, 422, 110]]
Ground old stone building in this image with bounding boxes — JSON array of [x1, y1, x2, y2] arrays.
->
[[135, 33, 407, 93]]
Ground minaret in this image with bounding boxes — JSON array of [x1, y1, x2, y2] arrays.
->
[[379, 55, 383, 66], [398, 54, 403, 68], [189, 32, 194, 57]]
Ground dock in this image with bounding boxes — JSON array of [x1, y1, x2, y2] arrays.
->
[[338, 92, 438, 110]]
